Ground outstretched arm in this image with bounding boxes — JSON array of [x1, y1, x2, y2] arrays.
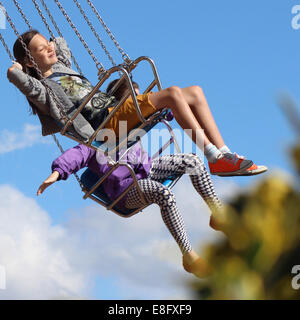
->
[[37, 144, 96, 196], [37, 171, 60, 196]]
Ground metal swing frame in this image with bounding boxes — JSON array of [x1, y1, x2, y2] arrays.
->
[[61, 56, 172, 156], [1, 0, 183, 217]]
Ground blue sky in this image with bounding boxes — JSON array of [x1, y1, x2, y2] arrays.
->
[[0, 0, 299, 300]]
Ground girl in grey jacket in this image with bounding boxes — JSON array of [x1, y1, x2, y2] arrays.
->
[[7, 29, 115, 141]]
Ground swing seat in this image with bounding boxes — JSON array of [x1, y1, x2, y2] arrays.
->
[[80, 167, 182, 217]]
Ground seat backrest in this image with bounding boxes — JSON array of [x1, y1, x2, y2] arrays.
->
[[80, 168, 112, 206]]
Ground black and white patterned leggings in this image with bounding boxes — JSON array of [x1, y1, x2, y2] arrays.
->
[[124, 153, 222, 254]]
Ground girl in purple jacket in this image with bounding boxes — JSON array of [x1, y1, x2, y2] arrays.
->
[[37, 140, 223, 278]]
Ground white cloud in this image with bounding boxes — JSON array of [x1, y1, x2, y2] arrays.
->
[[0, 175, 237, 300], [0, 124, 50, 155], [0, 185, 89, 299]]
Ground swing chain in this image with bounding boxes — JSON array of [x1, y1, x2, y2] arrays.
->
[[72, 0, 116, 68], [0, 32, 14, 61], [12, 0, 32, 29], [86, 0, 131, 64], [31, 0, 55, 40], [53, 0, 105, 72]]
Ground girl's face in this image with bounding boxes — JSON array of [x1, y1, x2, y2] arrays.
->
[[27, 34, 58, 72]]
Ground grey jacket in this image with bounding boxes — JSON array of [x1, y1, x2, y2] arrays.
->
[[7, 37, 95, 140]]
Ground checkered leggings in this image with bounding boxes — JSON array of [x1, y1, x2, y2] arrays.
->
[[124, 153, 222, 253]]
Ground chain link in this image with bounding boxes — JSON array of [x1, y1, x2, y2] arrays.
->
[[0, 32, 14, 61], [73, 0, 116, 68], [53, 0, 105, 72], [12, 0, 32, 29], [39, 0, 83, 75], [31, 0, 55, 40], [86, 0, 131, 64]]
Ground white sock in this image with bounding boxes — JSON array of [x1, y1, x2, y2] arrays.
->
[[204, 143, 222, 163], [219, 145, 231, 154]]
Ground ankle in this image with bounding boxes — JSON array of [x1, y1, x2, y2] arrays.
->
[[182, 251, 212, 278], [205, 143, 222, 163], [182, 249, 200, 264], [209, 215, 221, 231], [219, 145, 231, 154]]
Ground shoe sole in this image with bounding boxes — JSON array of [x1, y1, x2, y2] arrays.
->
[[212, 165, 268, 177]]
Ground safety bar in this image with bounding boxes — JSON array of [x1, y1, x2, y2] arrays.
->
[[82, 119, 182, 218], [82, 159, 147, 208]]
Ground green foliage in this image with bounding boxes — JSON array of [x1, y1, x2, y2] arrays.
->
[[190, 135, 300, 300]]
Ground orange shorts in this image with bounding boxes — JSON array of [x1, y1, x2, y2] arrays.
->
[[105, 93, 157, 137]]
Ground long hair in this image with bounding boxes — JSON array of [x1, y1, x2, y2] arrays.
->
[[13, 29, 41, 114], [106, 78, 139, 100]]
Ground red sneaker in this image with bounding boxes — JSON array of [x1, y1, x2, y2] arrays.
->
[[209, 153, 253, 176]]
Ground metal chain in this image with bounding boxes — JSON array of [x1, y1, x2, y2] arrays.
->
[[31, 0, 56, 40], [73, 0, 116, 67], [53, 0, 105, 72], [40, 0, 65, 38], [39, 0, 83, 75], [0, 32, 15, 61], [86, 0, 131, 64], [12, 0, 32, 29]]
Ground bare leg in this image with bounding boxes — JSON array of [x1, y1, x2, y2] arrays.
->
[[149, 86, 211, 150], [181, 86, 225, 149]]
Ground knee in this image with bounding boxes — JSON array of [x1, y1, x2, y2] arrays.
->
[[158, 187, 176, 206], [165, 86, 183, 105], [185, 153, 205, 173], [192, 153, 204, 166], [189, 85, 205, 100]]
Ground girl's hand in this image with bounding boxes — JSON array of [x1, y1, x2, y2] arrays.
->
[[7, 61, 23, 75], [37, 171, 60, 196]]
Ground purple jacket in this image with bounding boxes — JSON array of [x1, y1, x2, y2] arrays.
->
[[52, 143, 152, 208]]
